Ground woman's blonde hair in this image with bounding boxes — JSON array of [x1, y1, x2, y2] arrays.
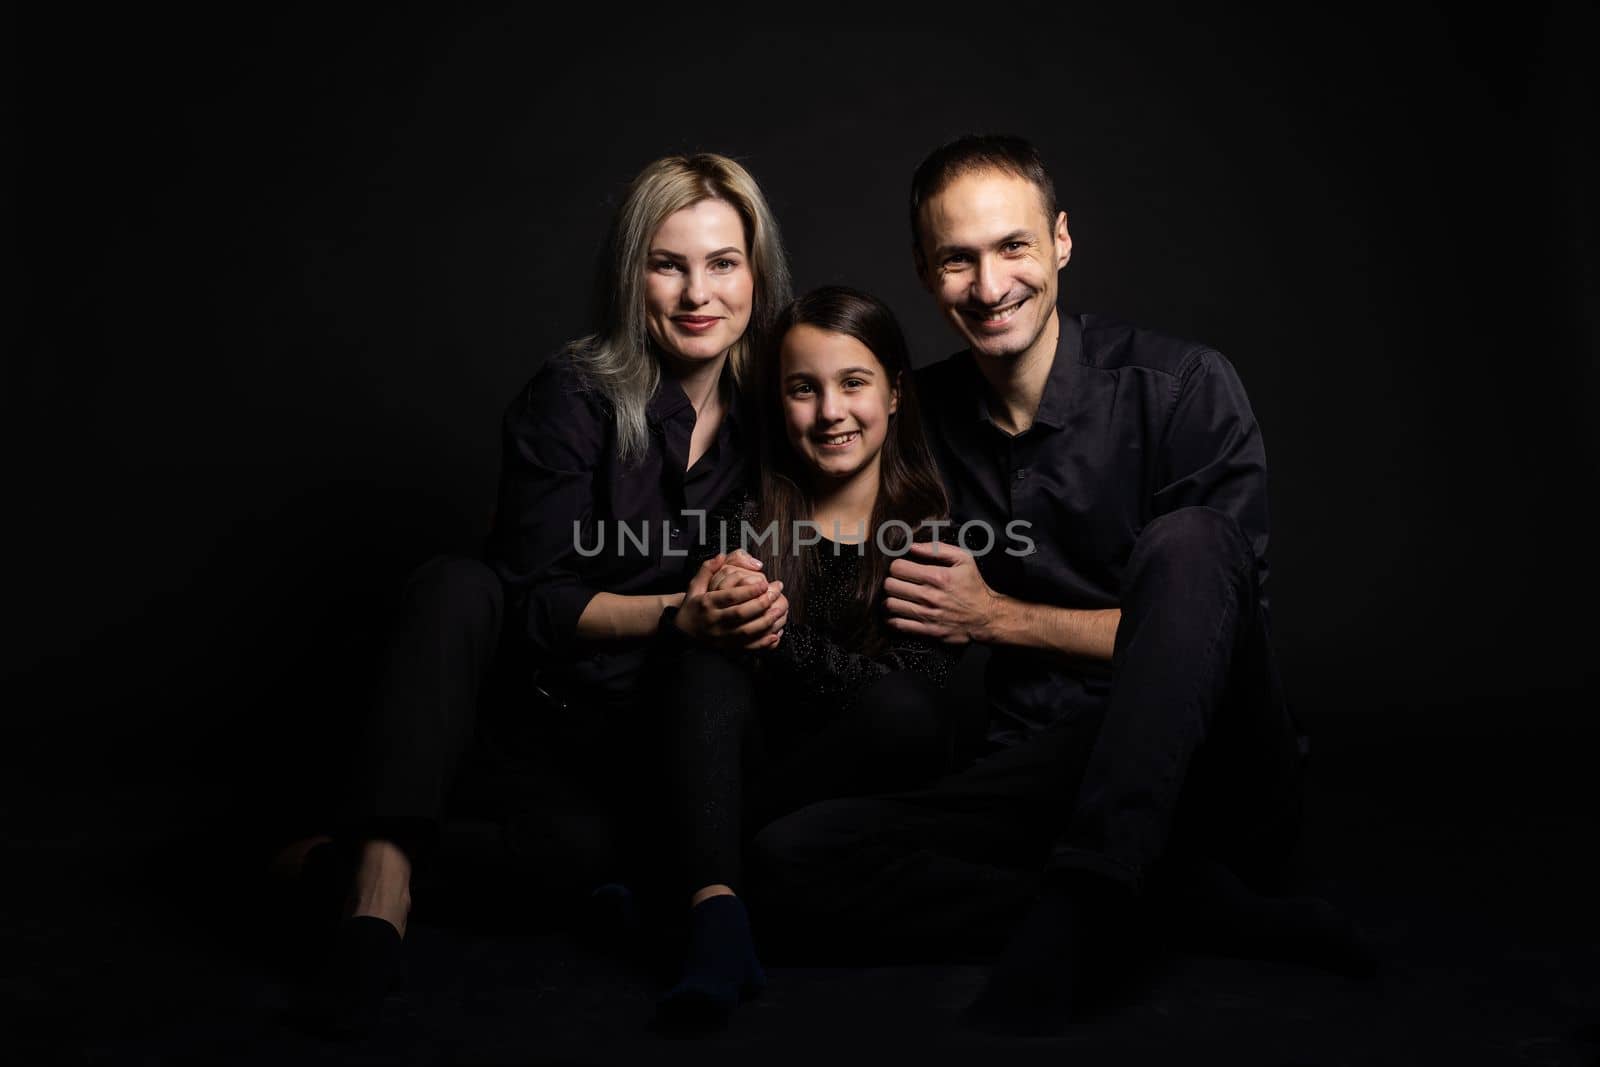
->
[[568, 153, 791, 463]]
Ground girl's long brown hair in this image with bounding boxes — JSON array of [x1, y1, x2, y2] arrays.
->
[[752, 286, 949, 655]]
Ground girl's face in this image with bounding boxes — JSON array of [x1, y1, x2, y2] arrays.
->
[[643, 198, 754, 367], [779, 323, 899, 490]]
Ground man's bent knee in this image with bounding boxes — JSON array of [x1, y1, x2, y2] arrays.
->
[[1129, 507, 1253, 584]]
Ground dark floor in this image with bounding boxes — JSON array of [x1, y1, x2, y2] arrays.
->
[[8, 704, 1599, 1066]]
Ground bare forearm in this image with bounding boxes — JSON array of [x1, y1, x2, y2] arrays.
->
[[980, 595, 1120, 661], [575, 591, 686, 641]]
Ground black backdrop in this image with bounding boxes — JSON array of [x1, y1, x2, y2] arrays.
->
[[11, 4, 1597, 844]]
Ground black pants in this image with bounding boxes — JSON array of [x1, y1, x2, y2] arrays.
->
[[662, 646, 956, 901], [747, 507, 1306, 958], [340, 556, 654, 905]]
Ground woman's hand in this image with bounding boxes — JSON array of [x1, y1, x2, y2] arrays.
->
[[708, 548, 768, 593], [676, 553, 788, 650]]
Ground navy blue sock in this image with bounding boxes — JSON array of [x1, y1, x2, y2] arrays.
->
[[657, 895, 765, 1031]]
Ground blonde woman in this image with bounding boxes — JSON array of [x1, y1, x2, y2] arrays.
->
[[289, 153, 792, 1038]]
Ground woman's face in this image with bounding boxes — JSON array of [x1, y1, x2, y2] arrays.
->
[[779, 323, 900, 489], [643, 198, 754, 368]]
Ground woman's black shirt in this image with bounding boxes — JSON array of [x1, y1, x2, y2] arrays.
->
[[484, 353, 749, 708]]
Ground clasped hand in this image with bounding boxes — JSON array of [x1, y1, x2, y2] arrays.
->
[[674, 549, 787, 650]]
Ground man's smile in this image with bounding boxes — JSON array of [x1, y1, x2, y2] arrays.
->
[[960, 296, 1029, 329]]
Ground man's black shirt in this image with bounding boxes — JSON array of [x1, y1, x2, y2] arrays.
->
[[916, 313, 1272, 747]]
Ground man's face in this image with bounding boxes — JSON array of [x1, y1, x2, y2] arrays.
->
[[916, 169, 1071, 362]]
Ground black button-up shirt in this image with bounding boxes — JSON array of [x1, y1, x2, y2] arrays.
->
[[485, 353, 748, 707], [916, 314, 1271, 746]]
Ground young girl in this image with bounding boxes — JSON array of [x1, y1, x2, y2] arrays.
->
[[658, 285, 961, 1027]]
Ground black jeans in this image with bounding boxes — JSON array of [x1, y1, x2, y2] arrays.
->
[[341, 555, 653, 904], [747, 507, 1306, 958], [662, 645, 955, 901]]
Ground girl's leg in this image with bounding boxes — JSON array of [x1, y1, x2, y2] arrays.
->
[[757, 670, 955, 818]]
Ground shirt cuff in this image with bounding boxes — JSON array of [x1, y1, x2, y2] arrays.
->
[[526, 581, 601, 655], [657, 603, 691, 647]]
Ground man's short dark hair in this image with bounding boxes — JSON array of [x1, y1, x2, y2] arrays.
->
[[909, 134, 1060, 268]]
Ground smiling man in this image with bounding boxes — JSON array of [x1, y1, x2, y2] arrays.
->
[[750, 135, 1371, 1033]]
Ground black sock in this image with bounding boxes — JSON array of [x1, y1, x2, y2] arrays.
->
[[656, 895, 765, 1031], [1165, 859, 1377, 978], [291, 915, 404, 1039], [964, 872, 1133, 1035]]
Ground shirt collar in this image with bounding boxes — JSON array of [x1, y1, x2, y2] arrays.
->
[[965, 313, 1081, 432], [646, 375, 694, 425], [1032, 313, 1082, 431], [646, 362, 743, 434]]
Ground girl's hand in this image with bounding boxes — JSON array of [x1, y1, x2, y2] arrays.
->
[[708, 548, 767, 593]]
